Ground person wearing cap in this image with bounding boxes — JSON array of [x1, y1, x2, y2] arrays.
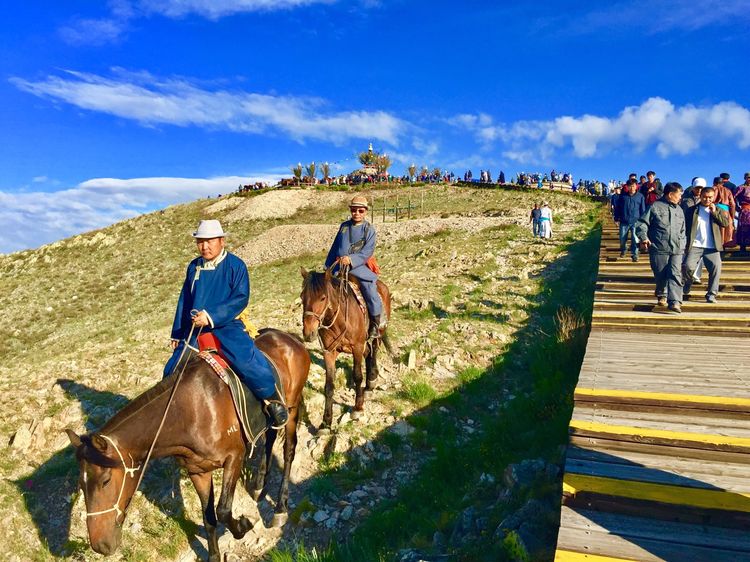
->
[[735, 173, 750, 253], [711, 176, 737, 248], [163, 219, 288, 427], [325, 195, 382, 340]]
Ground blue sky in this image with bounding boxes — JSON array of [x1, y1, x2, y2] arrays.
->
[[2, 0, 749, 253]]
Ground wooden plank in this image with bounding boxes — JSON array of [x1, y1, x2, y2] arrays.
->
[[571, 408, 750, 438], [569, 435, 750, 464], [556, 524, 746, 562], [558, 507, 750, 556], [555, 550, 637, 562], [569, 420, 750, 452], [566, 445, 750, 486], [564, 457, 750, 493], [562, 473, 750, 512]]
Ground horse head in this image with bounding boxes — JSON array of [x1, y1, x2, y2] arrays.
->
[[300, 267, 334, 342], [66, 429, 140, 555]]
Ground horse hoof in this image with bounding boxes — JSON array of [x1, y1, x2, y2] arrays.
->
[[229, 515, 253, 539], [272, 512, 288, 527]]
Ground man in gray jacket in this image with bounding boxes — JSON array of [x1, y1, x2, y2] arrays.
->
[[635, 183, 687, 313]]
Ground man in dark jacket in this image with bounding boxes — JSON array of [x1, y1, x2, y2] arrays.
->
[[683, 187, 730, 303], [635, 183, 687, 313], [614, 179, 646, 261]]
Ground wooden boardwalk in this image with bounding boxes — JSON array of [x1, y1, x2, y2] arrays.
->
[[555, 219, 750, 561]]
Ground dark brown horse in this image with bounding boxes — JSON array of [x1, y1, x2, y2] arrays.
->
[[300, 267, 392, 428], [65, 329, 310, 562]]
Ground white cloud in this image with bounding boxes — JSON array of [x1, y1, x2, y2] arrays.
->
[[0, 174, 279, 254], [139, 0, 335, 19], [58, 18, 127, 45], [555, 0, 750, 34], [453, 97, 750, 163], [11, 70, 406, 145]]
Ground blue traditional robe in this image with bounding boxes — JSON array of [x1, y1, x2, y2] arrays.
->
[[163, 250, 276, 398], [325, 219, 382, 316]]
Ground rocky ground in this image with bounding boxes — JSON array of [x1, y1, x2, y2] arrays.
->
[[0, 185, 598, 561]]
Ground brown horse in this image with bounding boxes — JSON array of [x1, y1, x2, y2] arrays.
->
[[65, 329, 310, 562], [300, 267, 392, 428]]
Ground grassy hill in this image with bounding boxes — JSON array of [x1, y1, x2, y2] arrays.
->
[[0, 184, 601, 561]]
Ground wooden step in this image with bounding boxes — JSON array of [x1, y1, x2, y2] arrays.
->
[[556, 507, 750, 561], [596, 281, 750, 293], [595, 289, 750, 300], [569, 420, 750, 454], [574, 388, 750, 415], [593, 299, 750, 312]]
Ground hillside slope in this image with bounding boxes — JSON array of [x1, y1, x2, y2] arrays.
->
[[0, 185, 600, 561]]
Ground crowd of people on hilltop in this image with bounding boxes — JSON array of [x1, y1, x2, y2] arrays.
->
[[609, 170, 750, 314]]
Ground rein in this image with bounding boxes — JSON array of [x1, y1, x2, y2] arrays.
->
[[85, 322, 201, 524], [305, 265, 352, 352]]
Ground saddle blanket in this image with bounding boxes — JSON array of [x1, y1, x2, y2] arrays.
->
[[196, 334, 285, 447]]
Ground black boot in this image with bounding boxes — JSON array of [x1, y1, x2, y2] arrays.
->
[[264, 392, 288, 428], [367, 315, 381, 341]]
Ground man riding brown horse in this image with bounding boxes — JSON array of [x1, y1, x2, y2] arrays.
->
[[163, 219, 288, 427], [324, 195, 383, 341]]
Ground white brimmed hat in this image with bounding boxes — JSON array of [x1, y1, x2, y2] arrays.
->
[[691, 177, 707, 188], [192, 219, 227, 239]]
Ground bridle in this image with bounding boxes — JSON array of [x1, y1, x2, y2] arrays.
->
[[84, 435, 140, 524], [303, 268, 351, 351], [84, 322, 200, 526]]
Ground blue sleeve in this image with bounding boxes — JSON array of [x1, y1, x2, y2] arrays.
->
[[170, 263, 193, 340], [325, 229, 342, 268], [349, 224, 376, 268], [207, 258, 250, 328], [638, 195, 646, 217]]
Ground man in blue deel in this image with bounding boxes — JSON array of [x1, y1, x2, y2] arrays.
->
[[164, 219, 288, 427], [325, 195, 382, 340]]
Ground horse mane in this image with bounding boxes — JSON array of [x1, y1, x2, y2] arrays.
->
[[302, 270, 347, 299], [100, 361, 200, 434]]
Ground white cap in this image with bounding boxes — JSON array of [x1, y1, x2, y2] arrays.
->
[[691, 177, 707, 188], [192, 220, 227, 239]]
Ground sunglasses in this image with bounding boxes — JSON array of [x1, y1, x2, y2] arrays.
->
[[350, 207, 367, 213]]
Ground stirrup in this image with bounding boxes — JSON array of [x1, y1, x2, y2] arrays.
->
[[264, 399, 288, 429]]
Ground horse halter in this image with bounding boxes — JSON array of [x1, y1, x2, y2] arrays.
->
[[84, 434, 141, 525]]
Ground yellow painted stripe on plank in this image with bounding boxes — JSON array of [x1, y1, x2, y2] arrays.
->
[[563, 473, 750, 512], [590, 322, 750, 333], [570, 419, 750, 448], [575, 388, 750, 407], [592, 313, 750, 321], [555, 550, 636, 562]]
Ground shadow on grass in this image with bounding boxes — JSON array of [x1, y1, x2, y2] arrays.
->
[[264, 216, 603, 562], [14, 379, 200, 558]]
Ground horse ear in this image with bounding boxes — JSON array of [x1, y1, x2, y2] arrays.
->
[[300, 266, 308, 279], [91, 434, 109, 453], [324, 267, 332, 281], [66, 429, 82, 448]]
